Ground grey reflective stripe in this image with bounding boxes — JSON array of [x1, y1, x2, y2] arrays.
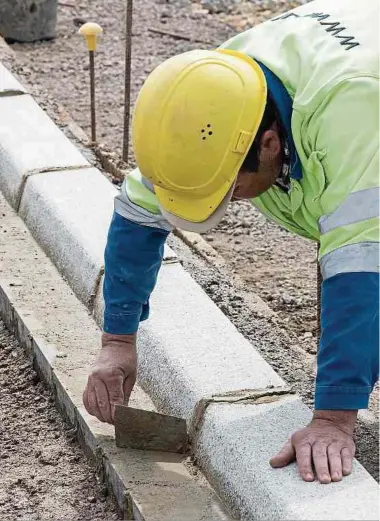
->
[[319, 187, 379, 234], [114, 184, 174, 232], [320, 242, 379, 280], [141, 176, 155, 193]]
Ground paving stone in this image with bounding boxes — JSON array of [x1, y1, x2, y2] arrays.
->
[[0, 94, 89, 208], [19, 168, 116, 305], [195, 396, 379, 521], [137, 262, 285, 420], [0, 62, 26, 94], [0, 0, 58, 42]]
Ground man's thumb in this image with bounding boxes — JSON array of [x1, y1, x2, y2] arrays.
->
[[270, 440, 295, 468]]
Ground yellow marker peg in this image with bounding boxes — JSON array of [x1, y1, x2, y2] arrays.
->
[[78, 22, 103, 52], [78, 22, 103, 142]]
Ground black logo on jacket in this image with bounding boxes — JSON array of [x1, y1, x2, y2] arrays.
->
[[272, 11, 360, 51]]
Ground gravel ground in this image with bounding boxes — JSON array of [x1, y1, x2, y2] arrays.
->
[[6, 0, 378, 479], [0, 321, 119, 521]]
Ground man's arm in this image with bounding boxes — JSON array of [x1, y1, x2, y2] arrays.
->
[[83, 169, 172, 423], [271, 76, 379, 482], [316, 271, 379, 410]]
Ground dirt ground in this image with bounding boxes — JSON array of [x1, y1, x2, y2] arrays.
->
[[0, 320, 119, 521], [6, 0, 379, 480]]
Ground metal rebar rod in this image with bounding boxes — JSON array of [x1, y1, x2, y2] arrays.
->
[[122, 0, 133, 163], [89, 50, 96, 142]]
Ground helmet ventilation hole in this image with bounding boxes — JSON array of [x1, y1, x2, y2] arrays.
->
[[201, 124, 213, 140]]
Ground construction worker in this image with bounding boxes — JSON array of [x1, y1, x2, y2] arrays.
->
[[83, 0, 379, 485]]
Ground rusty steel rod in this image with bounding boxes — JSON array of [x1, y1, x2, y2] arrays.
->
[[89, 50, 96, 142], [122, 0, 133, 163]]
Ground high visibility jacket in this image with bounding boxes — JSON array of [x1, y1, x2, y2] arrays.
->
[[222, 0, 379, 279], [103, 0, 379, 410]]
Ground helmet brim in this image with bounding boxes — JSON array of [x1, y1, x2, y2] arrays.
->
[[159, 181, 235, 233]]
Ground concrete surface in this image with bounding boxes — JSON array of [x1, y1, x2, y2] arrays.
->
[[0, 62, 26, 94], [0, 191, 233, 521], [169, 228, 380, 482], [19, 166, 176, 307], [0, 94, 89, 208], [19, 167, 116, 306], [136, 263, 285, 420], [0, 0, 57, 42], [196, 397, 379, 521]]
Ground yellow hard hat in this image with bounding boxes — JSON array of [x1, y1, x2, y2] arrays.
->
[[132, 49, 267, 231]]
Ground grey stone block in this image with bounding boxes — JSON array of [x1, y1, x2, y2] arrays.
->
[[93, 274, 105, 328], [195, 396, 379, 521], [138, 262, 285, 420], [0, 94, 89, 208], [19, 168, 117, 305], [163, 243, 178, 263], [0, 192, 234, 520], [0, 62, 26, 94], [0, 0, 58, 42]]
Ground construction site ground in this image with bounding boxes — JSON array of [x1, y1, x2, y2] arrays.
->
[[5, 0, 378, 487], [0, 320, 118, 520]]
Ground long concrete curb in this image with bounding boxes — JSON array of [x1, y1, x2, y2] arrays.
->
[[0, 61, 378, 520], [0, 190, 233, 521]]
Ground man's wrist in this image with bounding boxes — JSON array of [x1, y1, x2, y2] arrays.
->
[[312, 409, 358, 435], [102, 332, 137, 347]]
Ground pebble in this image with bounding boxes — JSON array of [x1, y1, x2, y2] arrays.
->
[[87, 496, 96, 504]]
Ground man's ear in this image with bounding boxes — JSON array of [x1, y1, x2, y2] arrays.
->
[[259, 129, 281, 161]]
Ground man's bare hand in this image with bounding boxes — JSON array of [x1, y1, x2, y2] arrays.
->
[[270, 410, 357, 483], [83, 333, 137, 424]]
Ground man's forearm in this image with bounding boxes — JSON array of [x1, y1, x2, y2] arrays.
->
[[103, 211, 169, 335], [315, 271, 379, 410]]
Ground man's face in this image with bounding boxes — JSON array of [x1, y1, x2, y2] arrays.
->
[[232, 126, 283, 200]]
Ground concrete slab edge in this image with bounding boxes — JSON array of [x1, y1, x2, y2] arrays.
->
[[0, 283, 143, 520]]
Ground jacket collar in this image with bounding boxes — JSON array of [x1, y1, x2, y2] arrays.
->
[[257, 61, 302, 181]]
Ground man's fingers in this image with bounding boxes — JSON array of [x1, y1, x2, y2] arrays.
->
[[123, 374, 136, 403], [105, 372, 127, 424], [83, 387, 90, 413], [87, 385, 105, 422], [341, 447, 354, 476], [295, 443, 314, 482], [270, 440, 295, 468], [94, 379, 112, 424], [328, 444, 343, 482], [312, 442, 331, 484], [109, 374, 136, 422], [105, 372, 125, 406]]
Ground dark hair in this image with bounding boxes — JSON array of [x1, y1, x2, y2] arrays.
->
[[241, 93, 278, 173]]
